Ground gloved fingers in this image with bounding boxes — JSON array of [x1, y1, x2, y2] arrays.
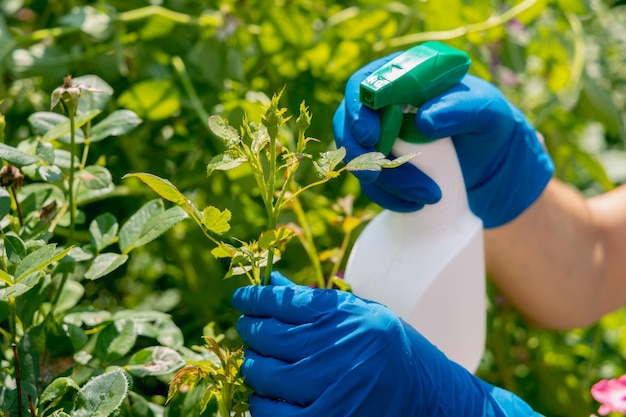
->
[[248, 394, 306, 417], [241, 349, 330, 406], [232, 284, 337, 324], [236, 316, 318, 362], [361, 162, 442, 212], [415, 74, 514, 139], [269, 270, 297, 286], [332, 102, 380, 184]]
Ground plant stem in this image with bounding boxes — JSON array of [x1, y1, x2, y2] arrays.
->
[[288, 192, 325, 288], [171, 56, 213, 134], [262, 129, 279, 285], [12, 343, 23, 417], [373, 0, 541, 51], [328, 228, 353, 288], [218, 383, 232, 417], [8, 297, 16, 345], [9, 186, 23, 227]]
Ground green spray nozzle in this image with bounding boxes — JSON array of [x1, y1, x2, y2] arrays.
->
[[360, 41, 471, 155]]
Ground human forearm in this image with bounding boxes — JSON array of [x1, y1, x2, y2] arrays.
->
[[485, 179, 626, 329]]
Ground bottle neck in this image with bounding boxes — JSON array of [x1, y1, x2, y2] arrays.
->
[[390, 137, 473, 229]]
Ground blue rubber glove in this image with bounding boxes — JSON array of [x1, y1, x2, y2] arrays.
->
[[232, 271, 542, 417], [333, 54, 554, 228]]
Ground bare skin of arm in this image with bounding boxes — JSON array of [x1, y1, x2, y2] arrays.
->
[[485, 179, 626, 330]]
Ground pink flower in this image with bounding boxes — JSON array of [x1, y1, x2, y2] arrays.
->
[[591, 375, 626, 415]]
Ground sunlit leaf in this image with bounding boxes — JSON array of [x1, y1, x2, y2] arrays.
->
[[202, 206, 231, 234], [124, 173, 187, 206], [207, 151, 247, 176], [15, 244, 72, 283], [345, 151, 415, 172], [313, 147, 346, 177], [208, 115, 241, 146], [167, 365, 208, 404], [258, 227, 295, 250], [117, 79, 180, 121], [0, 269, 12, 286]]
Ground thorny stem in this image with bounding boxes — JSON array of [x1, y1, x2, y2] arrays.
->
[[12, 343, 23, 417]]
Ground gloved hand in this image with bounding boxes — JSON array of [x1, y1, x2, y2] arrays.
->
[[333, 54, 554, 228], [232, 271, 541, 416]]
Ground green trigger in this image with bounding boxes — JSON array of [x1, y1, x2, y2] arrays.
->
[[360, 41, 471, 155]]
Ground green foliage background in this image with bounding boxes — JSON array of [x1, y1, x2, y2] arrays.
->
[[2, 0, 626, 415]]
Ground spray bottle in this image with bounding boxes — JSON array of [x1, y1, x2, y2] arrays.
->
[[344, 42, 486, 372]]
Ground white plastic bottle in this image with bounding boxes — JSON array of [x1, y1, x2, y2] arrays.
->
[[344, 137, 486, 372]]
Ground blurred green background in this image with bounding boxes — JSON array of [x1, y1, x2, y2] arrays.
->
[[2, 0, 626, 415]]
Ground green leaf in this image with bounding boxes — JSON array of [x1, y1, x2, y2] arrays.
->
[[36, 139, 55, 164], [0, 272, 40, 300], [39, 377, 81, 408], [118, 199, 165, 253], [208, 115, 241, 146], [53, 280, 85, 313], [0, 143, 40, 166], [73, 368, 129, 417], [90, 109, 142, 142], [59, 5, 112, 39], [131, 206, 188, 249], [42, 109, 101, 141], [0, 269, 12, 286], [124, 173, 187, 206], [0, 187, 10, 218], [117, 79, 180, 121], [76, 166, 114, 203], [28, 112, 86, 143], [5, 232, 26, 264], [156, 318, 184, 348], [73, 75, 113, 114], [345, 151, 415, 172], [38, 165, 63, 182], [89, 213, 119, 252], [95, 319, 137, 363], [210, 242, 238, 259], [123, 174, 201, 231], [84, 253, 129, 280], [259, 227, 295, 250], [15, 244, 72, 283], [207, 151, 247, 175], [314, 147, 346, 177], [202, 206, 231, 234], [126, 346, 185, 377]]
